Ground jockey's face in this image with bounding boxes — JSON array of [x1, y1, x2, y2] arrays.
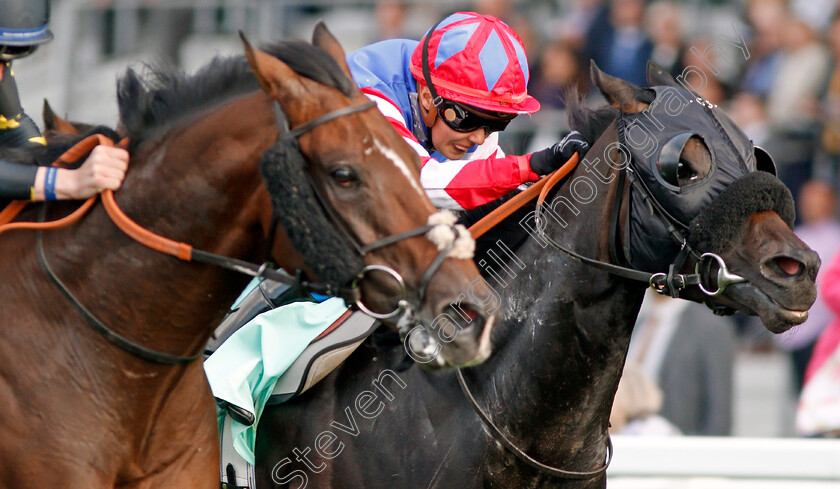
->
[[418, 85, 487, 160], [430, 117, 487, 159]]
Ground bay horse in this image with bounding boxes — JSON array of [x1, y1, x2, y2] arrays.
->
[[0, 26, 492, 488], [252, 63, 820, 488]]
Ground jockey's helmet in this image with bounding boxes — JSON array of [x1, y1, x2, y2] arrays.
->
[[410, 12, 540, 116], [0, 0, 53, 61]]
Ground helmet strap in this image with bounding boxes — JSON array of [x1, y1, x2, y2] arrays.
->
[[421, 19, 445, 110]]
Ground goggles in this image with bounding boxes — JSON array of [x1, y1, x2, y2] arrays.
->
[[434, 97, 516, 134], [0, 44, 36, 61]]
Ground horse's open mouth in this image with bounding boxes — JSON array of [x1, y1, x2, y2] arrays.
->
[[723, 281, 811, 333]]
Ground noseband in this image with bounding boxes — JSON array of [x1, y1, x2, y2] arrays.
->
[[270, 99, 468, 319], [34, 97, 467, 366]]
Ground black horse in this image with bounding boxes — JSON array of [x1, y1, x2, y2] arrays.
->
[[252, 64, 819, 488]]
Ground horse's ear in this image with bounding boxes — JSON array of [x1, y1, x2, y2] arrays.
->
[[240, 31, 306, 100], [42, 99, 81, 135], [311, 21, 356, 86], [646, 61, 679, 88], [590, 60, 650, 113]]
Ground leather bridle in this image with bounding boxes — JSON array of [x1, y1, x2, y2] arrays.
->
[[22, 96, 464, 365], [532, 114, 746, 303], [270, 99, 466, 319], [456, 113, 750, 480]]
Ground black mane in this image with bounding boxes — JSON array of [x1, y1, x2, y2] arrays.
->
[[117, 39, 356, 145]]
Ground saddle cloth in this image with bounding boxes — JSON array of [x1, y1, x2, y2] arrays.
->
[[205, 278, 379, 470], [217, 307, 379, 488]]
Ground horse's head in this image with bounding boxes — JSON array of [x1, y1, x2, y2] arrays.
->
[[239, 26, 495, 367], [590, 61, 818, 333]]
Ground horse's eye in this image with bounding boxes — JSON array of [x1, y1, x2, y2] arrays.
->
[[676, 159, 698, 184], [656, 133, 709, 187], [330, 167, 359, 188]]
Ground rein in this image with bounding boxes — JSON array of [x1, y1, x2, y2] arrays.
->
[[467, 154, 580, 240], [458, 116, 748, 480], [1, 99, 422, 365], [531, 116, 744, 299], [457, 369, 613, 479]]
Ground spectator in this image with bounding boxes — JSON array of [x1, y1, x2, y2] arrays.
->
[[761, 14, 830, 207], [774, 180, 840, 393], [791, 0, 838, 36], [739, 0, 785, 98], [627, 290, 737, 436], [644, 0, 685, 79], [610, 362, 682, 436], [529, 40, 587, 110], [374, 0, 410, 41], [681, 36, 730, 106], [796, 248, 840, 437], [766, 16, 830, 131], [814, 14, 840, 185], [584, 0, 653, 87], [554, 0, 607, 51], [728, 91, 770, 148]]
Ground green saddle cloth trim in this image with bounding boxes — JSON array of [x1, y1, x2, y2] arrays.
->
[[204, 296, 349, 465]]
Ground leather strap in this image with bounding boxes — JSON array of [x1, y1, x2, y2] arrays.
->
[[457, 369, 613, 479]]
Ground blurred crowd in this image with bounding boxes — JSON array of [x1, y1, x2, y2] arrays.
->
[[342, 0, 840, 439], [361, 0, 840, 439]]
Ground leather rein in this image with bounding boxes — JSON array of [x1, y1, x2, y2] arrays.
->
[[457, 116, 748, 480], [0, 97, 451, 365]]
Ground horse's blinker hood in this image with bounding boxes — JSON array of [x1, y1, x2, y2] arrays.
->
[[619, 86, 794, 273]]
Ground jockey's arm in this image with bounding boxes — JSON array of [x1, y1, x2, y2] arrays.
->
[[366, 94, 539, 211], [0, 145, 129, 201]]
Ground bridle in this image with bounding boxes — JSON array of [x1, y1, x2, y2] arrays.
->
[[270, 99, 466, 319], [456, 112, 750, 481], [533, 114, 746, 304], [23, 96, 464, 365]]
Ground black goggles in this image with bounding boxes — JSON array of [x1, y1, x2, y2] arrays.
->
[[434, 98, 516, 134]]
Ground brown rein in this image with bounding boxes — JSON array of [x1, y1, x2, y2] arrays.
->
[[0, 134, 115, 233], [2, 135, 581, 257], [0, 134, 194, 260], [467, 153, 580, 239]]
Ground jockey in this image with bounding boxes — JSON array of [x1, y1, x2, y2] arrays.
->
[[346, 11, 589, 211], [0, 0, 127, 202]]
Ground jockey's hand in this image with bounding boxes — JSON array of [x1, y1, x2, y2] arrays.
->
[[529, 130, 590, 176], [56, 145, 129, 199]]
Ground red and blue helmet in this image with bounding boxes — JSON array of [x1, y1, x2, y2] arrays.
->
[[410, 12, 540, 115]]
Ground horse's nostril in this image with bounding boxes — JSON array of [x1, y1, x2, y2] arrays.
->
[[774, 256, 803, 276]]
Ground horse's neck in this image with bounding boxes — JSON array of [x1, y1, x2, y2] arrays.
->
[[473, 135, 645, 465], [58, 92, 279, 360]]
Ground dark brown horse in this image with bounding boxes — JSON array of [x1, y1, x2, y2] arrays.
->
[[252, 63, 819, 488], [0, 27, 492, 488]]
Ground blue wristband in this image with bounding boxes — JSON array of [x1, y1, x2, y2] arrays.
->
[[44, 167, 58, 201]]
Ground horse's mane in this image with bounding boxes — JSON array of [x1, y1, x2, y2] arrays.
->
[[117, 40, 356, 145]]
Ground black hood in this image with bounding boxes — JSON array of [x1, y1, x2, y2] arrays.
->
[[621, 86, 783, 273]]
